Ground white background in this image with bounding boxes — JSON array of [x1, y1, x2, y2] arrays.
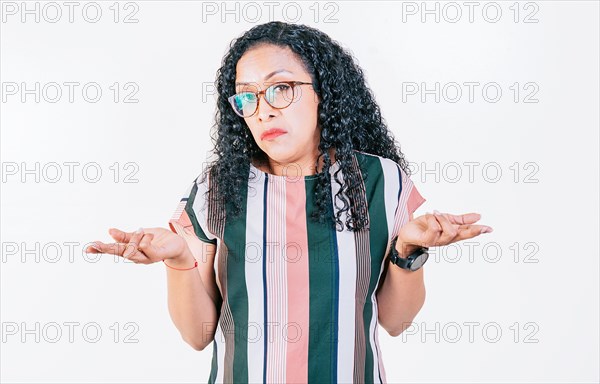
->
[[1, 1, 598, 383]]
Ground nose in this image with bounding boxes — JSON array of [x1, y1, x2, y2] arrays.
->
[[256, 93, 277, 121]]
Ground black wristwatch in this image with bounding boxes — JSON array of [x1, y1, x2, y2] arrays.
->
[[389, 246, 429, 271]]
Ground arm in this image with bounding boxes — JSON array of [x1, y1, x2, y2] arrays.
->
[[376, 212, 426, 337], [166, 223, 221, 351]]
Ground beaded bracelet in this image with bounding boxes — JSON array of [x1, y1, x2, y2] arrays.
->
[[163, 259, 198, 271]]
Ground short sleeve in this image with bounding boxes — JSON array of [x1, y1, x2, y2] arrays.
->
[[168, 175, 217, 245], [392, 165, 426, 233]]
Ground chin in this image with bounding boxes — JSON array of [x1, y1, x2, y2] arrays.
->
[[262, 150, 288, 162]]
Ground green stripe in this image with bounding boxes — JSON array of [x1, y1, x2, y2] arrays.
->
[[208, 341, 218, 383], [306, 178, 336, 383], [223, 181, 249, 382], [356, 152, 389, 383], [184, 183, 217, 245]]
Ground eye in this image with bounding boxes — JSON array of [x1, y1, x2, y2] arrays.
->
[[271, 83, 291, 93]]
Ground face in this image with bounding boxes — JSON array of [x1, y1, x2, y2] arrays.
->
[[234, 44, 321, 173]]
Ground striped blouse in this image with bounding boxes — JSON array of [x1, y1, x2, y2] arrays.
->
[[168, 149, 426, 384]]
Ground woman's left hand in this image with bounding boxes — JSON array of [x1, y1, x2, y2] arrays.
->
[[396, 210, 493, 256]]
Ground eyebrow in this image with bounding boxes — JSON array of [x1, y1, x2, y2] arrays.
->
[[235, 69, 293, 86]]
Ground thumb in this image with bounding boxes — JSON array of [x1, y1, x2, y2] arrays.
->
[[109, 227, 131, 243]]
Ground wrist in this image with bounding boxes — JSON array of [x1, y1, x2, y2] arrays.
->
[[165, 248, 196, 268], [395, 240, 421, 259]]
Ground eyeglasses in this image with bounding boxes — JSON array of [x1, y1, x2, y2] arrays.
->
[[227, 81, 313, 118]]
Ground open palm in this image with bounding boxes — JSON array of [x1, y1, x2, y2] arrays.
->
[[397, 211, 493, 255], [85, 227, 188, 265]]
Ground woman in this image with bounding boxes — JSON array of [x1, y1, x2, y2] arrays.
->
[[87, 21, 492, 383]]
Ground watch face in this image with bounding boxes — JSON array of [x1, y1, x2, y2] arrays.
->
[[410, 252, 429, 271]]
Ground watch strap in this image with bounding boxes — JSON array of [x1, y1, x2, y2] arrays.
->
[[390, 246, 429, 270]]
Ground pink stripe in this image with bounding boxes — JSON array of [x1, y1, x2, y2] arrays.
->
[[407, 184, 426, 216], [285, 179, 309, 383], [168, 202, 192, 234]]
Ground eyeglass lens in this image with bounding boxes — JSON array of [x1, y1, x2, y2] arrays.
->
[[230, 83, 296, 117]]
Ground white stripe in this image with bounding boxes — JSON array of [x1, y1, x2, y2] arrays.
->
[[245, 169, 266, 383], [367, 296, 380, 383], [380, 157, 405, 251], [332, 167, 358, 383]]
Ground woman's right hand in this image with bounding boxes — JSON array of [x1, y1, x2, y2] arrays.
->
[[85, 227, 189, 265]]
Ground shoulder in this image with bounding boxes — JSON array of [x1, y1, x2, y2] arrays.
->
[[192, 168, 213, 194], [352, 149, 403, 179], [352, 149, 397, 166], [175, 170, 212, 216]]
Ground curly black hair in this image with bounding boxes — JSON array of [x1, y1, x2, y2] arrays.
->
[[199, 21, 411, 232]]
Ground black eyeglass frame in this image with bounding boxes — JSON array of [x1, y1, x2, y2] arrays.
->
[[227, 81, 314, 118]]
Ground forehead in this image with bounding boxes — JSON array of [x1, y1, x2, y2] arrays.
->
[[235, 44, 308, 84]]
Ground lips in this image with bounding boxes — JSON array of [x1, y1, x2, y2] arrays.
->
[[260, 128, 288, 140]]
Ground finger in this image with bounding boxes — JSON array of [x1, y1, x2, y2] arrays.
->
[[86, 241, 128, 256], [454, 224, 493, 241], [123, 228, 145, 259], [440, 212, 493, 234], [423, 213, 442, 247], [108, 227, 138, 244], [436, 212, 482, 226], [85, 242, 103, 254], [433, 212, 458, 243], [127, 233, 155, 264], [138, 233, 154, 249], [109, 228, 130, 243]]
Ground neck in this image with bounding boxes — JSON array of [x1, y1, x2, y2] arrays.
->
[[259, 148, 337, 177]]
